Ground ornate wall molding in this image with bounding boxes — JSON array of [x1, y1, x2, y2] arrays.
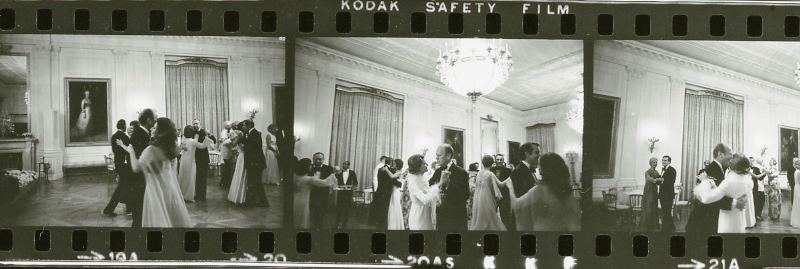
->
[[606, 40, 800, 98]]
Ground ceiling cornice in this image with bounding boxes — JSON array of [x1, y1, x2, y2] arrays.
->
[[605, 40, 800, 98]]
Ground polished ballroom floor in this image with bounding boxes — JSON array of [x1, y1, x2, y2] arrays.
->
[[590, 191, 800, 233], [0, 172, 283, 228]]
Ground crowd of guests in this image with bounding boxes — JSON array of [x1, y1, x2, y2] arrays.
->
[[293, 142, 581, 231], [101, 108, 288, 228], [640, 143, 788, 233]]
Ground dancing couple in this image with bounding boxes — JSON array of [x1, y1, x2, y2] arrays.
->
[[224, 120, 270, 208], [687, 143, 751, 233]]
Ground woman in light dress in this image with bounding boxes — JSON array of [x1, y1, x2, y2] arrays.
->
[[504, 153, 580, 231], [470, 155, 506, 231], [227, 129, 248, 205], [262, 124, 282, 185], [641, 157, 662, 232], [694, 153, 752, 233], [117, 117, 192, 228], [790, 158, 800, 228], [293, 158, 334, 229], [177, 126, 209, 203], [387, 159, 406, 230], [72, 90, 93, 137], [406, 154, 442, 230]]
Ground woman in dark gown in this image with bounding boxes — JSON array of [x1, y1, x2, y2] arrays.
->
[[642, 157, 662, 231]]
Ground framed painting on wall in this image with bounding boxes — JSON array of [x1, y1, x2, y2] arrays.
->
[[508, 141, 521, 166], [65, 78, 111, 146], [442, 126, 465, 168], [781, 127, 799, 173]]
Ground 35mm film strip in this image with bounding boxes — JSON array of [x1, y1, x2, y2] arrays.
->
[[1, 1, 800, 269]]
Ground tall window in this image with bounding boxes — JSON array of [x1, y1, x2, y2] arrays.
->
[[680, 86, 743, 200], [526, 123, 555, 154], [165, 57, 229, 136], [480, 118, 499, 157], [589, 94, 619, 178], [329, 83, 404, 191]]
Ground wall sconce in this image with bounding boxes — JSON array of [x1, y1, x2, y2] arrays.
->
[[760, 146, 768, 157], [565, 150, 579, 184], [647, 137, 660, 153]]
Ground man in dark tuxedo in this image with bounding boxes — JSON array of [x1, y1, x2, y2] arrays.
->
[[103, 119, 132, 216], [751, 157, 766, 221], [129, 109, 156, 228], [508, 143, 540, 231], [309, 152, 335, 229], [369, 158, 393, 229], [335, 161, 358, 229], [191, 119, 216, 202], [686, 143, 745, 234], [242, 119, 269, 208], [490, 154, 513, 231], [512, 143, 540, 198], [429, 144, 470, 231], [658, 155, 677, 232]]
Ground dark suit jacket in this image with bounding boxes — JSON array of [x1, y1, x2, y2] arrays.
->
[[752, 166, 765, 192], [789, 165, 796, 190], [490, 166, 512, 213], [130, 127, 150, 158], [310, 164, 335, 207], [111, 130, 130, 169], [510, 163, 536, 198], [194, 131, 215, 167], [429, 163, 470, 230], [658, 166, 676, 199], [243, 129, 267, 170], [336, 170, 358, 189], [705, 161, 732, 210]]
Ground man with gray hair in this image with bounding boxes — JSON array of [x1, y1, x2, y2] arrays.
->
[[428, 143, 470, 230]]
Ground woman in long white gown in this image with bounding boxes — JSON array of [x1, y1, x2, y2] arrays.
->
[[72, 90, 93, 137], [790, 158, 800, 228], [387, 159, 406, 230], [694, 154, 752, 233], [177, 126, 208, 203], [262, 128, 282, 185], [117, 117, 192, 228], [504, 153, 580, 231], [293, 158, 334, 229], [406, 154, 442, 230], [470, 156, 506, 231], [227, 131, 248, 205]]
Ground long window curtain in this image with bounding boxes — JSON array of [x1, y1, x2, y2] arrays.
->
[[527, 123, 556, 153], [480, 119, 499, 157], [679, 87, 744, 200], [330, 84, 404, 191], [165, 58, 229, 137]]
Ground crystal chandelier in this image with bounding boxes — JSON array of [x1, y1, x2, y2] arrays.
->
[[566, 87, 584, 134], [435, 39, 513, 103]]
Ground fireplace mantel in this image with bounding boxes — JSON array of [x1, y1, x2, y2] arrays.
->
[[0, 138, 35, 170]]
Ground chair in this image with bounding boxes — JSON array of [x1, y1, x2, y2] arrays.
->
[[104, 154, 116, 180], [353, 190, 365, 208], [629, 194, 644, 227], [571, 183, 581, 199], [603, 191, 630, 227], [209, 152, 221, 176], [673, 186, 690, 221]]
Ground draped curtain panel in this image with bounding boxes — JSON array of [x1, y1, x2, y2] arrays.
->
[[329, 85, 404, 191], [679, 87, 744, 200], [480, 119, 499, 157], [526, 123, 556, 153], [165, 58, 229, 137]]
